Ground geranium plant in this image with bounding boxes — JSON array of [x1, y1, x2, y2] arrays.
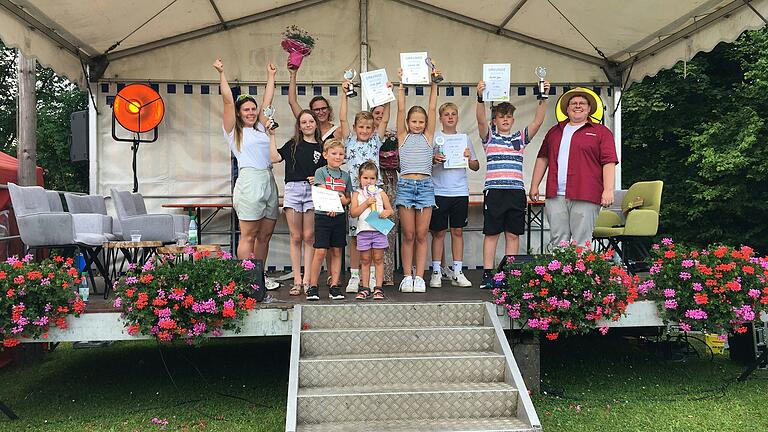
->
[[644, 238, 768, 335], [1, 254, 86, 348], [112, 249, 261, 345], [492, 243, 640, 340], [281, 25, 315, 70]]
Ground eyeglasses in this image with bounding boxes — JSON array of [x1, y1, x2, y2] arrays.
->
[[312, 106, 330, 113], [236, 94, 256, 103], [568, 101, 589, 107]]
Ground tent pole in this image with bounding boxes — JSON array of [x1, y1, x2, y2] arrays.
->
[[613, 86, 622, 190], [359, 0, 369, 111], [16, 50, 37, 186]]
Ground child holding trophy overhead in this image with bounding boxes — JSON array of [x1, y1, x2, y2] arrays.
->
[[338, 76, 392, 294], [395, 65, 440, 293], [475, 77, 551, 289]]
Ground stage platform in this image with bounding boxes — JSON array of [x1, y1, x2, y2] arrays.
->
[[20, 270, 665, 343]]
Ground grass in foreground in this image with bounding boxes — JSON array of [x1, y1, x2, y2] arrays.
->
[[0, 338, 290, 431], [537, 334, 768, 432], [1, 335, 767, 431]]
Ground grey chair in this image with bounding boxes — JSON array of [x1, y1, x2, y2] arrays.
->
[[64, 193, 120, 241], [8, 183, 111, 288], [110, 189, 188, 243]]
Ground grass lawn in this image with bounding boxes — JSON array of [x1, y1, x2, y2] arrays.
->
[[1, 335, 766, 431]]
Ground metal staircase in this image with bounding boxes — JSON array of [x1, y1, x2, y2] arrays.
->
[[286, 302, 542, 431]]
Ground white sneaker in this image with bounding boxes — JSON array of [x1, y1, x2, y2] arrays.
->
[[442, 267, 454, 281], [452, 271, 473, 287], [429, 272, 442, 288], [346, 276, 360, 293], [413, 276, 427, 293], [399, 276, 414, 292], [265, 276, 279, 291]]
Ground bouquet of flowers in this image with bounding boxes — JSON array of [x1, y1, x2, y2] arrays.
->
[[1, 255, 85, 348], [644, 238, 768, 335], [281, 25, 316, 70], [492, 243, 640, 340], [112, 249, 262, 345]]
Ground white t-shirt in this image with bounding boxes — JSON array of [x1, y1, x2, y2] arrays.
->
[[432, 131, 478, 197], [556, 123, 583, 195], [224, 123, 272, 170]]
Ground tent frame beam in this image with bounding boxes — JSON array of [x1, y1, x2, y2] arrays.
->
[[208, 0, 227, 29], [0, 0, 93, 60], [390, 0, 609, 68], [106, 0, 326, 62], [497, 0, 529, 31], [618, 0, 752, 71]]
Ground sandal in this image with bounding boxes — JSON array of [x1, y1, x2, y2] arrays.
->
[[373, 288, 385, 300], [289, 284, 303, 296], [355, 288, 371, 300]]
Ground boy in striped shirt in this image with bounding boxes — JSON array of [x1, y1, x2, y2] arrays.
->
[[475, 80, 550, 289]]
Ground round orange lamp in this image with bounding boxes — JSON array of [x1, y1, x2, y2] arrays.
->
[[111, 84, 165, 192]]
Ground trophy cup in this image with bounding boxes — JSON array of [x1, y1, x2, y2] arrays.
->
[[344, 69, 358, 98], [263, 106, 279, 130], [535, 66, 548, 100], [426, 57, 443, 83]]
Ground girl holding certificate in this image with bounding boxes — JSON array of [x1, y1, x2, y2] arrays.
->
[[395, 67, 439, 293]]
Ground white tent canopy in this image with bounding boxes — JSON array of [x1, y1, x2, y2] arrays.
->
[[2, 0, 767, 87]]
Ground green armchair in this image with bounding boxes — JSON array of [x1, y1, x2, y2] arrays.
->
[[592, 180, 663, 271]]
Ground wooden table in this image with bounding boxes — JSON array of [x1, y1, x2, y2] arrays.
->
[[102, 241, 163, 298], [157, 244, 222, 262], [161, 203, 233, 244]]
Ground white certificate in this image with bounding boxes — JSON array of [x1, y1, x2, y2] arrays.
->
[[360, 69, 396, 108], [311, 186, 344, 213], [483, 63, 511, 102], [439, 134, 469, 169], [400, 52, 429, 85]]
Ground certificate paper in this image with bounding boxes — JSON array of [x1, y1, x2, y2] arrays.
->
[[311, 186, 344, 213], [400, 52, 429, 85], [440, 134, 469, 169], [360, 69, 396, 108], [483, 64, 511, 102]]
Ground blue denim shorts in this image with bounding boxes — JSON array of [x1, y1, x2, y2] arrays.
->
[[395, 177, 436, 209]]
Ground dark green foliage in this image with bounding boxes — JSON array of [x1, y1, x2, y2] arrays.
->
[[623, 28, 768, 253], [0, 41, 88, 193]]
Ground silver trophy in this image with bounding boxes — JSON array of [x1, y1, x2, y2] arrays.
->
[[535, 66, 548, 99], [263, 105, 279, 130], [426, 57, 443, 83], [343, 69, 358, 98]]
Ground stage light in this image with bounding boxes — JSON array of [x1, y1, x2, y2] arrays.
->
[[113, 84, 164, 133], [111, 84, 165, 192]]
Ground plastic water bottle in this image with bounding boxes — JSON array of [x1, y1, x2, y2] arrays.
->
[[79, 272, 90, 302], [188, 216, 198, 246]]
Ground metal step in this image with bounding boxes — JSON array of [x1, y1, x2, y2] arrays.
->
[[300, 327, 496, 357], [301, 302, 486, 329], [296, 417, 536, 432], [297, 382, 519, 424], [299, 351, 506, 388]]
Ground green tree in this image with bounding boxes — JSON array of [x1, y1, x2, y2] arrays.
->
[[623, 28, 768, 253], [0, 41, 88, 193]]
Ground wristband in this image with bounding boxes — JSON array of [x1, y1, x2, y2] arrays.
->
[[477, 95, 484, 103]]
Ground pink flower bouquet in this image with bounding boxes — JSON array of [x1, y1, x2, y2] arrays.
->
[[281, 25, 315, 70]]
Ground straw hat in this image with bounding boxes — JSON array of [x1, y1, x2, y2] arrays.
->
[[558, 87, 599, 117]]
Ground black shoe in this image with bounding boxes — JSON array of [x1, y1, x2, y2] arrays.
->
[[306, 286, 320, 301], [329, 285, 345, 300], [480, 270, 493, 290]]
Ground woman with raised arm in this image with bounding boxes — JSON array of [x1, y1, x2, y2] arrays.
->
[[213, 58, 280, 289], [288, 68, 343, 141]]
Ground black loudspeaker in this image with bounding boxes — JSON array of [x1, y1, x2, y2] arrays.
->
[[69, 110, 88, 162]]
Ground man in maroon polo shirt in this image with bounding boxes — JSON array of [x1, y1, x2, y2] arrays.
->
[[529, 88, 618, 249]]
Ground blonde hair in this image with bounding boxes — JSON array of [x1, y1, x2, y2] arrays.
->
[[439, 102, 458, 116], [354, 111, 374, 126], [323, 138, 345, 153]]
